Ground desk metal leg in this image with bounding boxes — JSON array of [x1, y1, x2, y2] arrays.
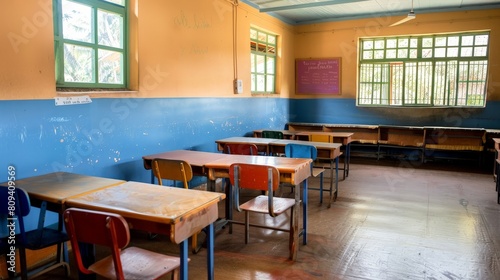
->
[[179, 240, 188, 280], [206, 223, 215, 280], [328, 157, 339, 208], [302, 179, 308, 245]]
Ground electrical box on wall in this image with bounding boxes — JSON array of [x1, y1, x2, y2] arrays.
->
[[234, 79, 243, 94]]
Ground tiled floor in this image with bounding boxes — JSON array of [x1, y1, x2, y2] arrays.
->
[[32, 158, 500, 279]]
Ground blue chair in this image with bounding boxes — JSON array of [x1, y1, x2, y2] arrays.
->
[[285, 143, 326, 203], [0, 186, 70, 280]]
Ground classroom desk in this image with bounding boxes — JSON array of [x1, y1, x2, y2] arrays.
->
[[11, 172, 125, 213], [294, 131, 353, 179], [204, 154, 311, 261], [215, 136, 278, 155], [142, 150, 227, 185], [268, 139, 342, 207], [65, 181, 225, 280]]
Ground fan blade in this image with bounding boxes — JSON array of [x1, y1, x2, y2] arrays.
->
[[389, 12, 416, 27]]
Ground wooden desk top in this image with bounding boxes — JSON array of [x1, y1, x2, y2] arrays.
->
[[295, 131, 354, 138], [8, 172, 125, 205], [204, 154, 311, 185], [66, 181, 225, 243], [269, 139, 342, 149], [216, 137, 277, 145], [142, 150, 227, 170]]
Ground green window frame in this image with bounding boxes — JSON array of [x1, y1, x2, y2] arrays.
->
[[53, 0, 128, 89], [250, 27, 276, 94], [358, 31, 489, 107]]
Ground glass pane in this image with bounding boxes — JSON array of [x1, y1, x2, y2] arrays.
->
[[103, 0, 125, 6], [410, 38, 418, 48], [267, 46, 275, 54], [363, 40, 373, 50], [447, 47, 458, 57], [251, 74, 256, 91], [363, 50, 373, 60], [474, 46, 487, 57], [250, 29, 257, 40], [64, 43, 94, 83], [257, 31, 266, 42], [267, 57, 275, 74], [397, 49, 408, 58], [435, 48, 446, 58], [435, 37, 446, 47], [266, 75, 274, 92], [374, 50, 384, 59], [375, 40, 385, 49], [98, 9, 123, 48], [422, 48, 433, 58], [398, 38, 408, 48], [386, 49, 396, 59], [462, 35, 474, 46], [256, 75, 265, 91], [250, 42, 257, 52], [98, 49, 122, 84], [475, 35, 488, 45], [461, 47, 473, 57], [448, 36, 459, 46], [386, 39, 396, 49], [257, 43, 266, 53], [62, 0, 93, 43], [268, 35, 276, 45], [256, 55, 265, 73], [422, 38, 433, 47], [409, 49, 418, 59]]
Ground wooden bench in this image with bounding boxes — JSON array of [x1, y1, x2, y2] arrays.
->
[[377, 125, 425, 161]]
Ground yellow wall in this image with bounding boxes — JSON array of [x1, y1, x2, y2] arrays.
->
[[0, 0, 294, 100], [1, 1, 499, 101], [293, 9, 500, 101]]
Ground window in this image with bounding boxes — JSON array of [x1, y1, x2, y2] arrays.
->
[[53, 0, 127, 89], [358, 31, 489, 107], [250, 28, 276, 93]]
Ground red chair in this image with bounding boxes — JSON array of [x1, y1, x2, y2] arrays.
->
[[229, 163, 296, 257], [63, 208, 180, 280], [223, 143, 259, 155]]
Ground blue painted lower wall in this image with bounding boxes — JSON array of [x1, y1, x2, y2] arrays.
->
[[1, 97, 289, 183], [289, 99, 500, 129]]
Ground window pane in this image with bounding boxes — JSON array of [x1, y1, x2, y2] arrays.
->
[[363, 51, 373, 60], [422, 38, 433, 48], [386, 49, 396, 59], [435, 37, 446, 47], [398, 38, 408, 48], [363, 40, 373, 50], [62, 0, 93, 43], [475, 35, 488, 45], [250, 53, 256, 72], [250, 29, 257, 40], [251, 74, 256, 91], [422, 49, 432, 58], [104, 0, 125, 6], [461, 47, 473, 57], [257, 31, 266, 42], [410, 38, 418, 48], [409, 49, 418, 59], [447, 47, 458, 57], [385, 39, 395, 49], [375, 40, 385, 49], [98, 9, 123, 48], [462, 36, 474, 46], [397, 49, 408, 59], [474, 47, 487, 57], [266, 75, 274, 92], [98, 49, 122, 84], [374, 50, 384, 59], [448, 36, 459, 46], [64, 43, 94, 83], [256, 75, 265, 91], [435, 48, 446, 58], [256, 55, 265, 73], [267, 57, 275, 74], [268, 35, 276, 45]]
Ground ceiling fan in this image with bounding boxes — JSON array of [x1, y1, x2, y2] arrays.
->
[[390, 0, 416, 27]]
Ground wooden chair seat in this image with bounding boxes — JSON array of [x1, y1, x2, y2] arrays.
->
[[89, 246, 181, 280], [240, 195, 296, 215]]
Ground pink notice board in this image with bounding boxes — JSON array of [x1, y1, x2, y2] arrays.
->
[[296, 58, 341, 95]]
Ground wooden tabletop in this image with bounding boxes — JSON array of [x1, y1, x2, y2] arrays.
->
[[204, 154, 311, 186], [142, 150, 227, 170], [215, 137, 277, 153], [9, 172, 125, 205], [268, 139, 342, 160], [66, 181, 225, 244]]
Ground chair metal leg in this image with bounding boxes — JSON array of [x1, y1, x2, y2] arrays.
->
[[289, 206, 295, 260], [245, 211, 250, 244]]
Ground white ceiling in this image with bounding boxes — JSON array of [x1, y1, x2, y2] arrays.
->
[[241, 0, 500, 25]]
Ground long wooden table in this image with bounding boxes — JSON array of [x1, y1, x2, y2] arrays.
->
[[204, 154, 311, 261], [66, 181, 224, 280], [268, 139, 342, 207], [11, 172, 223, 280], [215, 137, 277, 155]]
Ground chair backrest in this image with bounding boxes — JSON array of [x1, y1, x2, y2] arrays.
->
[[0, 186, 31, 217], [152, 158, 193, 188], [229, 163, 280, 192], [63, 208, 130, 277], [310, 134, 330, 143], [261, 130, 284, 139], [285, 143, 318, 160], [223, 143, 259, 155]]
